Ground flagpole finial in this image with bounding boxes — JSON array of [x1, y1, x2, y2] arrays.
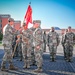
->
[[29, 2, 31, 5]]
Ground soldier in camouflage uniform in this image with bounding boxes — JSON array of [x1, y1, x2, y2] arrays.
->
[[32, 20, 43, 72], [47, 27, 60, 61], [29, 26, 36, 66], [62, 29, 68, 59], [1, 18, 18, 71], [17, 33, 23, 61], [17, 23, 32, 68], [43, 31, 46, 52], [62, 26, 75, 62]]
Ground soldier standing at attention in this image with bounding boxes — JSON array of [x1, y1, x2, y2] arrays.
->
[[16, 22, 32, 69], [33, 20, 43, 72], [1, 18, 18, 71], [63, 26, 75, 62], [47, 27, 60, 61], [29, 24, 36, 66], [62, 29, 68, 60]]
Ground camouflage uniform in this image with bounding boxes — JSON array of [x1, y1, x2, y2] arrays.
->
[[61, 29, 68, 59], [47, 30, 60, 61], [1, 24, 17, 70], [17, 35, 22, 61], [63, 32, 75, 62], [22, 29, 32, 68], [43, 31, 46, 52], [33, 27, 43, 71], [30, 27, 36, 65]]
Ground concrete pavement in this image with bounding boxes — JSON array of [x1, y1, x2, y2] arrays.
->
[[0, 44, 75, 75]]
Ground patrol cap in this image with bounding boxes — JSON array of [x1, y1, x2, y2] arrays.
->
[[23, 22, 26, 26], [8, 18, 14, 22], [33, 20, 41, 25], [68, 26, 71, 28]]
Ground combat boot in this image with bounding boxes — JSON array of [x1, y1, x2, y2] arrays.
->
[[52, 58, 55, 61], [1, 61, 8, 71], [68, 58, 72, 62], [34, 67, 43, 72], [9, 64, 18, 70], [1, 66, 8, 71], [27, 64, 30, 69], [23, 63, 27, 69], [27, 60, 30, 69], [23, 60, 27, 69]]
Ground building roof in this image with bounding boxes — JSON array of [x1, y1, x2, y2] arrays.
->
[[14, 20, 21, 23], [0, 14, 10, 18]]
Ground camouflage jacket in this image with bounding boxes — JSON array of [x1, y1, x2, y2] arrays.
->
[[47, 31, 60, 46], [33, 27, 43, 47], [63, 32, 75, 45], [22, 29, 32, 45], [2, 24, 14, 45]]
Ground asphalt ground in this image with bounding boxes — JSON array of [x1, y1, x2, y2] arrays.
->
[[0, 44, 75, 75]]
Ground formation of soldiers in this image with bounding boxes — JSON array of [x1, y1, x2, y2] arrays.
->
[[1, 18, 75, 72]]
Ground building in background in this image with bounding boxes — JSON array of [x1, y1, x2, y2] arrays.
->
[[0, 14, 21, 32], [0, 14, 10, 32], [14, 20, 21, 30], [0, 15, 75, 34]]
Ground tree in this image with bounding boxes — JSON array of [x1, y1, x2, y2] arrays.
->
[[0, 32, 3, 41]]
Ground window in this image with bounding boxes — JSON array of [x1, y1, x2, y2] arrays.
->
[[0, 24, 2, 28], [0, 19, 2, 23]]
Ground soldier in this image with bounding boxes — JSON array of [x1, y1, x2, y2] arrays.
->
[[63, 26, 75, 62], [47, 27, 60, 61], [32, 20, 43, 72], [62, 29, 68, 60], [43, 31, 46, 52], [16, 23, 32, 68], [16, 33, 23, 61], [29, 25, 36, 66], [1, 18, 18, 71]]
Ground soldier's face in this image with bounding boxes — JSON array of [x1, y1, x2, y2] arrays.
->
[[51, 27, 54, 32], [10, 21, 14, 26], [68, 28, 71, 32], [23, 26, 27, 30], [33, 23, 39, 28]]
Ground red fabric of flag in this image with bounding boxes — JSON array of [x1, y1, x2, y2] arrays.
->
[[24, 5, 32, 28]]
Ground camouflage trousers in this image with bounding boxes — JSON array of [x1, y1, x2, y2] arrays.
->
[[17, 43, 22, 59], [64, 43, 73, 60], [22, 43, 31, 63], [49, 44, 57, 59], [1, 43, 13, 66], [34, 48, 43, 68], [31, 47, 36, 64]]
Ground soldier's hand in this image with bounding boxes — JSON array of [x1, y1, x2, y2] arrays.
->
[[36, 46, 40, 50], [16, 40, 20, 43]]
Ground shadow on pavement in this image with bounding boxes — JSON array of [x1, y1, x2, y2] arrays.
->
[[0, 50, 75, 75]]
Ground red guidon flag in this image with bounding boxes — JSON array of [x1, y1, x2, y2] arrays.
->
[[24, 4, 32, 28]]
